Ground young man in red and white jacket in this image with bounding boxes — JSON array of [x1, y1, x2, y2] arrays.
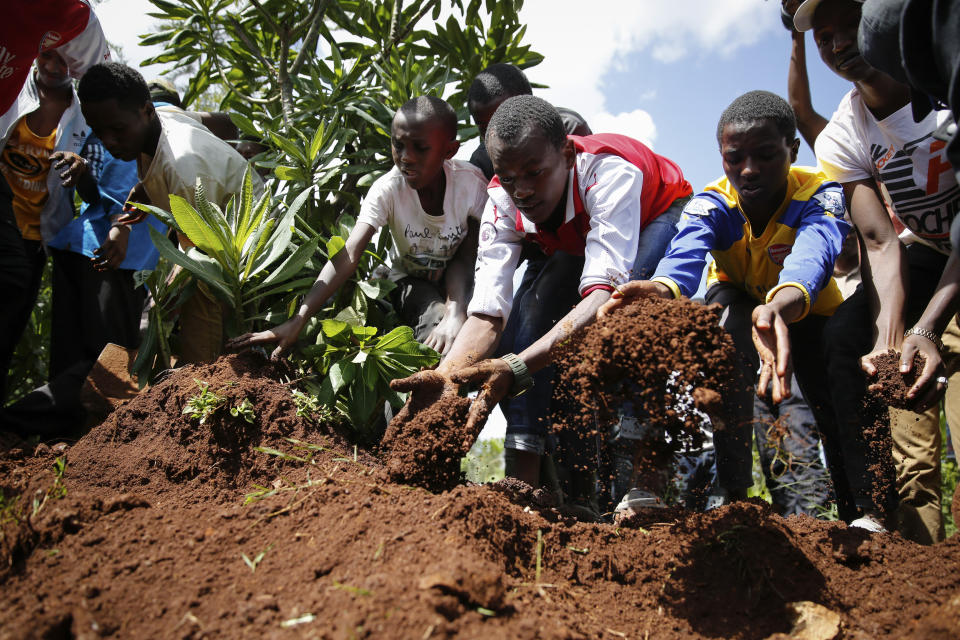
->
[[393, 95, 692, 488]]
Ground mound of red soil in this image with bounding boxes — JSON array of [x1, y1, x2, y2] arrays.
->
[[65, 352, 334, 503], [868, 349, 925, 410], [380, 380, 473, 492], [2, 352, 959, 639]]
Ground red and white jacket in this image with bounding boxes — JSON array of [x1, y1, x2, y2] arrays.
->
[[468, 133, 692, 319]]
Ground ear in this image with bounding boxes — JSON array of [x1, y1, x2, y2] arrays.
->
[[789, 137, 800, 163], [562, 138, 576, 169], [444, 138, 460, 160], [142, 100, 156, 121]]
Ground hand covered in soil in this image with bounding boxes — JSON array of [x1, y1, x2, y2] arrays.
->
[[226, 316, 305, 359], [51, 151, 89, 188], [596, 280, 673, 319], [389, 369, 460, 425], [92, 224, 131, 271], [118, 182, 150, 225], [751, 304, 793, 403], [895, 335, 945, 411], [449, 359, 514, 436], [422, 310, 466, 356]]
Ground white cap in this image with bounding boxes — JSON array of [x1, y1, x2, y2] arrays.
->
[[793, 0, 864, 32]]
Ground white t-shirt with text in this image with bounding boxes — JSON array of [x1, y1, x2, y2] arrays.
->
[[816, 88, 960, 254], [356, 158, 487, 281]]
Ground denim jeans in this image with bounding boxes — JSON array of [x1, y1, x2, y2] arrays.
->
[[498, 196, 687, 454]]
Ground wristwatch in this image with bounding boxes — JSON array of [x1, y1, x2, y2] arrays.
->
[[500, 353, 533, 398]]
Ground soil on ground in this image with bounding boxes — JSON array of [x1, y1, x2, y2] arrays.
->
[[2, 352, 959, 639]]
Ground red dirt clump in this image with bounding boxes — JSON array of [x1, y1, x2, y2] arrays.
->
[[868, 349, 925, 409], [380, 382, 473, 492]]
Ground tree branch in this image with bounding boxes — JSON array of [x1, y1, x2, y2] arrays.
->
[[226, 16, 276, 75], [247, 0, 281, 35], [377, 0, 438, 64], [290, 0, 332, 77]]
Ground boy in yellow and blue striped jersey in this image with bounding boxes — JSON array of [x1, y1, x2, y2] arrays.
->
[[600, 91, 879, 527]]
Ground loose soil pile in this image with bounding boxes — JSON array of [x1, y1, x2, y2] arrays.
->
[[2, 353, 959, 639]]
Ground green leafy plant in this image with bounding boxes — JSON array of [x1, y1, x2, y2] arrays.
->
[[182, 380, 226, 424], [300, 322, 439, 443], [138, 169, 320, 338], [230, 397, 256, 423], [131, 257, 196, 386]]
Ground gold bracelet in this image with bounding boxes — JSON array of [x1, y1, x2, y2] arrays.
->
[[904, 327, 943, 351]]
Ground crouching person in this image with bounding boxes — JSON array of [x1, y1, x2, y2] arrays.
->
[[392, 95, 693, 489], [228, 96, 487, 357], [600, 90, 884, 528]]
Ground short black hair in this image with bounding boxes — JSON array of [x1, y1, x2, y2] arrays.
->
[[716, 90, 797, 144], [486, 95, 566, 151], [78, 62, 151, 111], [467, 63, 533, 108], [396, 96, 458, 140]]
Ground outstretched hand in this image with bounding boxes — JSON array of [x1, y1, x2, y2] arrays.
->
[[752, 304, 793, 403], [449, 358, 515, 436], [597, 280, 673, 319], [226, 316, 305, 359]]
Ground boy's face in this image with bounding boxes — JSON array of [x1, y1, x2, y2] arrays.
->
[[81, 98, 155, 162], [720, 119, 798, 217], [812, 0, 876, 83], [487, 127, 575, 224], [468, 96, 508, 140], [35, 50, 70, 89], [390, 110, 458, 191]]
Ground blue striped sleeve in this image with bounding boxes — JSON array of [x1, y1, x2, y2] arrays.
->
[[650, 195, 726, 297]]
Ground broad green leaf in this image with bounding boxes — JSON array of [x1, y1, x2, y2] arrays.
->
[[168, 194, 225, 258], [326, 235, 345, 259], [321, 319, 349, 338], [357, 278, 396, 300], [329, 360, 356, 393], [147, 227, 233, 303]]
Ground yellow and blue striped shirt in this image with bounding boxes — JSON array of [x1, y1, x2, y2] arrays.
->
[[652, 166, 850, 319]]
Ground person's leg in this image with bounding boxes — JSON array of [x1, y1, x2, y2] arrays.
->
[[497, 251, 585, 484], [887, 245, 949, 541], [390, 276, 447, 343], [628, 196, 685, 280], [176, 282, 225, 366], [0, 174, 32, 403], [703, 283, 757, 500], [2, 238, 47, 400], [943, 316, 960, 476], [821, 287, 887, 522], [754, 376, 833, 517], [785, 315, 844, 518]]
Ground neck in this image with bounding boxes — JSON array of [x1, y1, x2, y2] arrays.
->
[[143, 116, 163, 158], [855, 73, 911, 120], [741, 184, 787, 235]]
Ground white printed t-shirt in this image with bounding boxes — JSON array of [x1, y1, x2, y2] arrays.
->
[[469, 151, 648, 320], [139, 108, 260, 213], [356, 158, 487, 281], [816, 88, 960, 254]]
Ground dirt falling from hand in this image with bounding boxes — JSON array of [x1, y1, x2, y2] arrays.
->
[[380, 387, 474, 492], [552, 296, 740, 482]]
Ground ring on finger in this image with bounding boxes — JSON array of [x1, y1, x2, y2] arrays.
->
[[936, 376, 949, 387]]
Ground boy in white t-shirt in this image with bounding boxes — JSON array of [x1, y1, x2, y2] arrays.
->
[[229, 96, 487, 357], [796, 0, 960, 540]]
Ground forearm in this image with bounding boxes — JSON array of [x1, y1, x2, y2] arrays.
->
[[443, 221, 478, 315], [518, 288, 611, 374], [863, 239, 909, 349], [912, 252, 960, 336], [294, 249, 361, 324], [788, 31, 828, 148], [766, 285, 806, 324], [437, 313, 503, 375]]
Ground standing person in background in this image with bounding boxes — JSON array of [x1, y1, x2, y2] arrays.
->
[[782, 0, 830, 150], [77, 62, 260, 366], [0, 0, 108, 403], [797, 0, 960, 541]]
